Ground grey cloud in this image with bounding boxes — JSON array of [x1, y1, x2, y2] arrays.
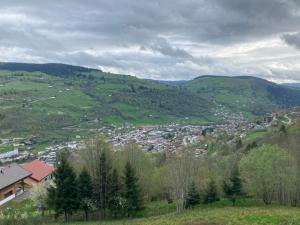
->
[[1, 0, 300, 81], [146, 38, 193, 59], [282, 32, 300, 50]]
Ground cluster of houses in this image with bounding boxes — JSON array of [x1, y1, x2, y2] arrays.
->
[[0, 159, 54, 206], [0, 137, 35, 164], [1, 108, 299, 207], [106, 125, 207, 154]]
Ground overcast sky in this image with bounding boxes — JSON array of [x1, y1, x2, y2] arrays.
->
[[1, 0, 300, 82]]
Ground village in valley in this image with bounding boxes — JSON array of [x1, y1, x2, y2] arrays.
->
[[1, 107, 299, 166], [1, 106, 299, 207], [0, 108, 300, 205]]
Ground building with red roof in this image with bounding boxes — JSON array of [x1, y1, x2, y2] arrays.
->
[[21, 159, 54, 186]]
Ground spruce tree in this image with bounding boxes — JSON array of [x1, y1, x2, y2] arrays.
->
[[185, 181, 200, 208], [124, 161, 143, 217], [235, 137, 243, 150], [93, 150, 112, 215], [48, 153, 79, 221], [46, 186, 57, 218], [108, 168, 124, 217], [78, 168, 93, 221], [223, 166, 243, 206], [204, 179, 219, 204]]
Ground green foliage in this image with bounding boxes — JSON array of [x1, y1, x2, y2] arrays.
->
[[124, 161, 144, 217], [235, 137, 243, 150], [93, 149, 113, 212], [240, 144, 296, 205], [115, 144, 156, 198], [279, 124, 287, 133], [47, 153, 79, 221], [185, 181, 201, 208], [108, 169, 124, 217], [23, 200, 300, 225], [78, 168, 93, 220], [183, 76, 300, 116], [0, 144, 14, 154], [204, 179, 219, 204], [223, 165, 244, 206]]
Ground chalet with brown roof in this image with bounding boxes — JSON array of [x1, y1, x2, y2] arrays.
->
[[0, 164, 31, 206], [21, 159, 54, 186]]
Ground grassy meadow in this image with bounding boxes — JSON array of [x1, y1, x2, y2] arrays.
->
[[2, 199, 300, 225]]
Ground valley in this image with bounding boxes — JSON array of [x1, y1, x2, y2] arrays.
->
[[1, 63, 300, 164], [1, 63, 300, 225]]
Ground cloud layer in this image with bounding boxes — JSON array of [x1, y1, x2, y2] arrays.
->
[[1, 0, 300, 82]]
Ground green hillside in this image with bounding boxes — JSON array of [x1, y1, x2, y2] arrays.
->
[[1, 63, 300, 145], [183, 75, 300, 116], [0, 63, 215, 144]]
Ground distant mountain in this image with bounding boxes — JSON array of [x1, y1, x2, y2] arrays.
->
[[154, 80, 188, 85], [0, 62, 99, 77], [182, 75, 300, 115], [282, 83, 300, 88]]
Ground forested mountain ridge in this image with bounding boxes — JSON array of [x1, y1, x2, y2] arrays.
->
[[0, 62, 99, 77]]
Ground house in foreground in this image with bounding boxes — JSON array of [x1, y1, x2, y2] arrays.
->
[[21, 159, 54, 186], [0, 164, 32, 206]]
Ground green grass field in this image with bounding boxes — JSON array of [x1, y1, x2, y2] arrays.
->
[[60, 208, 300, 225], [3, 199, 300, 225], [49, 202, 300, 225], [0, 144, 14, 154]]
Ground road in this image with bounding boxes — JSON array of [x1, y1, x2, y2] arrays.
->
[[282, 114, 292, 125]]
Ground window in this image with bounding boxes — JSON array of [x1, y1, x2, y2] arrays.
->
[[4, 190, 13, 198]]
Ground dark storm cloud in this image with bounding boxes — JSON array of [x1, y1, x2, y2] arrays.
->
[[1, 0, 300, 81]]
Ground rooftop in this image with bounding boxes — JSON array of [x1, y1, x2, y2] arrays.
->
[[21, 159, 54, 182], [0, 164, 32, 190]]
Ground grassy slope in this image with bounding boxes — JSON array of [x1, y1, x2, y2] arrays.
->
[[2, 199, 300, 225], [183, 76, 300, 117], [51, 203, 300, 225], [1, 63, 300, 150], [0, 69, 215, 149], [0, 143, 13, 153]]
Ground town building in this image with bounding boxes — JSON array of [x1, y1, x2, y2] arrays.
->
[[0, 164, 32, 206], [21, 159, 54, 186]]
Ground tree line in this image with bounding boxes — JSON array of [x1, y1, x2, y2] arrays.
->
[[42, 131, 300, 222], [47, 146, 143, 222]]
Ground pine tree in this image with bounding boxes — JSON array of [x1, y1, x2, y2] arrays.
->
[[93, 150, 112, 215], [185, 181, 200, 208], [78, 169, 93, 221], [46, 186, 57, 217], [235, 137, 243, 150], [280, 124, 287, 134], [204, 179, 219, 204], [48, 153, 79, 221], [124, 161, 143, 217], [223, 166, 243, 206], [108, 168, 124, 217]]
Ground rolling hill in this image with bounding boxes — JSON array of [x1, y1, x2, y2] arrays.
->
[[1, 63, 300, 145], [182, 75, 300, 116], [0, 63, 215, 145]]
